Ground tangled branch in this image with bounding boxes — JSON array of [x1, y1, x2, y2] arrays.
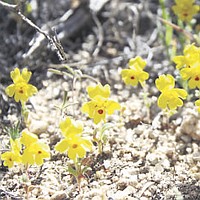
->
[[0, 0, 67, 61]]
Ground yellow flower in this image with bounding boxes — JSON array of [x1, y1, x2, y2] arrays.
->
[[195, 99, 200, 112], [121, 57, 149, 87], [1, 150, 22, 168], [180, 66, 200, 89], [82, 95, 120, 124], [55, 135, 92, 161], [172, 0, 199, 22], [155, 74, 187, 110], [20, 129, 38, 147], [59, 117, 83, 137], [22, 141, 50, 166], [10, 138, 21, 152], [82, 83, 120, 124], [5, 68, 37, 103], [1, 138, 22, 168], [87, 83, 110, 99], [173, 44, 200, 70]]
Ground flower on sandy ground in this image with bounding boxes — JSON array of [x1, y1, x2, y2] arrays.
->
[[22, 141, 50, 166], [20, 129, 50, 166], [195, 99, 200, 112], [55, 135, 93, 161], [20, 129, 38, 146], [121, 56, 149, 87], [55, 117, 93, 161], [155, 74, 187, 110], [59, 117, 83, 137], [172, 0, 199, 22], [173, 44, 200, 89], [180, 66, 200, 89], [1, 138, 22, 168], [5, 68, 37, 103], [173, 44, 200, 70], [81, 83, 120, 124], [1, 150, 21, 168]]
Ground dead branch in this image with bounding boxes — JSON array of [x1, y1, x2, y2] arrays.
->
[[0, 0, 67, 61]]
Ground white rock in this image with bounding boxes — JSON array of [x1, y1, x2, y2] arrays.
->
[[50, 191, 67, 200], [146, 153, 158, 165], [29, 119, 48, 135]]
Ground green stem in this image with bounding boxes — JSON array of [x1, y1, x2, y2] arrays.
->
[[21, 101, 29, 125], [74, 160, 82, 191]]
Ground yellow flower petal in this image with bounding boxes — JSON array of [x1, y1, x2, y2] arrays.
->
[[55, 139, 69, 153], [128, 56, 147, 69], [87, 83, 110, 99], [106, 100, 121, 115], [5, 84, 15, 97], [155, 74, 175, 92], [20, 129, 38, 147], [21, 148, 35, 165], [195, 99, 200, 113], [59, 117, 83, 137], [21, 68, 32, 83], [10, 68, 21, 83], [68, 145, 85, 160]]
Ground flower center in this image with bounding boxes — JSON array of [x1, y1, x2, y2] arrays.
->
[[195, 76, 200, 81], [183, 13, 188, 17], [130, 76, 135, 80], [72, 144, 78, 149], [9, 158, 12, 162], [98, 109, 104, 114], [38, 151, 42, 154], [18, 87, 24, 94]]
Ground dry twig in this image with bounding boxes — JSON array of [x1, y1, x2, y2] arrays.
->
[[0, 0, 67, 61]]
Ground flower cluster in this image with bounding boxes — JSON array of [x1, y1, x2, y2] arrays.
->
[[81, 83, 121, 124], [173, 44, 200, 89], [172, 0, 199, 22], [5, 68, 37, 104], [173, 44, 200, 112], [121, 56, 149, 87], [55, 117, 93, 161], [155, 74, 187, 111], [1, 129, 50, 168]]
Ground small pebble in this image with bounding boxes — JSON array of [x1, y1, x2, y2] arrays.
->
[[50, 191, 67, 200]]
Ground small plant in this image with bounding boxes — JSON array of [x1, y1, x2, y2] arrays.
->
[[81, 83, 120, 154], [121, 56, 149, 88], [55, 117, 93, 189], [1, 0, 200, 198], [81, 83, 121, 124], [155, 74, 188, 115], [1, 67, 50, 199], [5, 67, 37, 124]]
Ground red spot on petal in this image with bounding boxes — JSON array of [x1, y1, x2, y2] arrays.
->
[[195, 76, 200, 81], [98, 109, 104, 114]]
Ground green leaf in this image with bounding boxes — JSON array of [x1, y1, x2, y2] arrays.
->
[[68, 164, 77, 177], [82, 166, 92, 175], [101, 123, 114, 134]]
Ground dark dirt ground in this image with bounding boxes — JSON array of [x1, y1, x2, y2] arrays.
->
[[1, 0, 200, 200]]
